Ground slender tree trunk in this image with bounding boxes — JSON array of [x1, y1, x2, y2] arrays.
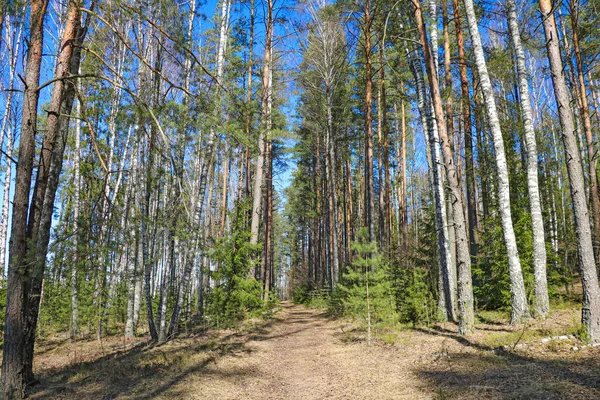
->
[[506, 0, 549, 317], [326, 92, 340, 285], [363, 0, 376, 242], [263, 139, 273, 304], [250, 0, 272, 247], [125, 138, 140, 338], [452, 0, 478, 258], [570, 3, 600, 255], [412, 0, 474, 333], [70, 83, 82, 339], [244, 0, 255, 209], [399, 99, 408, 247], [0, 133, 12, 275], [462, 0, 530, 322], [409, 46, 456, 321], [379, 47, 390, 252], [0, 15, 21, 275], [220, 136, 229, 236], [142, 131, 159, 341], [539, 0, 600, 341]]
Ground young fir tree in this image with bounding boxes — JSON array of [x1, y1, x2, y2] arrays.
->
[[337, 228, 395, 345]]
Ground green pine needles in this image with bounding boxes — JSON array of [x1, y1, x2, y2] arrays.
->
[[336, 228, 396, 345], [206, 205, 264, 328]]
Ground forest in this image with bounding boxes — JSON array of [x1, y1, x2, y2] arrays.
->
[[1, 0, 600, 398]]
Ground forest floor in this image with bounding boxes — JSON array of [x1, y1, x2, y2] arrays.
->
[[28, 301, 600, 399]]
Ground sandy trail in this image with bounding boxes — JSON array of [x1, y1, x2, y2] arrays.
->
[[30, 301, 600, 399], [164, 302, 423, 399]]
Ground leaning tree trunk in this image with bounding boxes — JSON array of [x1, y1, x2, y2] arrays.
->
[[506, 0, 549, 317], [539, 0, 600, 341], [462, 0, 530, 323]]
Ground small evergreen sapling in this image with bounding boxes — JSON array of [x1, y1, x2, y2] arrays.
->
[[338, 228, 395, 344]]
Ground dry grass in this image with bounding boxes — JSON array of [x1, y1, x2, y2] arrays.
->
[[25, 302, 600, 399]]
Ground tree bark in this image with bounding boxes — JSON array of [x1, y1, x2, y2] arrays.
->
[[506, 0, 549, 317], [363, 0, 376, 242], [539, 0, 600, 341], [412, 0, 474, 333], [570, 2, 600, 256], [2, 1, 47, 396], [452, 0, 478, 259], [462, 0, 530, 323], [70, 79, 82, 339], [409, 53, 456, 321], [250, 0, 272, 248]]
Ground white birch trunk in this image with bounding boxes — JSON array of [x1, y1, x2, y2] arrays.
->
[[410, 55, 456, 321], [506, 0, 549, 317], [70, 88, 82, 338], [463, 0, 530, 322]]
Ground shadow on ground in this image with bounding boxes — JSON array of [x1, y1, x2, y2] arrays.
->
[[28, 317, 282, 399], [27, 303, 600, 399], [414, 327, 600, 399]]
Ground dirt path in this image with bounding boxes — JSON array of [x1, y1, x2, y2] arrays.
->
[[164, 302, 423, 399], [30, 302, 600, 399]]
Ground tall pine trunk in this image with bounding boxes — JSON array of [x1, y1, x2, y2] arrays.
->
[[452, 0, 478, 259], [363, 0, 376, 242], [570, 3, 600, 255], [250, 0, 272, 248], [409, 54, 456, 322], [412, 0, 474, 333], [539, 0, 600, 341]]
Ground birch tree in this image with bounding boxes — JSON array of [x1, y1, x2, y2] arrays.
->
[[462, 0, 530, 323], [505, 0, 549, 317]]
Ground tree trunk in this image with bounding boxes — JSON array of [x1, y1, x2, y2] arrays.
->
[[452, 0, 478, 259], [244, 0, 255, 210], [412, 0, 474, 333], [70, 81, 82, 339], [250, 0, 272, 248], [326, 92, 340, 285], [363, 0, 376, 242], [506, 0, 549, 317], [539, 0, 600, 341], [0, 14, 21, 277], [462, 0, 530, 323], [409, 53, 456, 321], [570, 3, 600, 256], [2, 1, 47, 396]]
